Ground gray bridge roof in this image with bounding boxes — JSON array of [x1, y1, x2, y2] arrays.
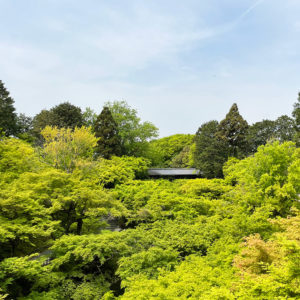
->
[[148, 168, 200, 176]]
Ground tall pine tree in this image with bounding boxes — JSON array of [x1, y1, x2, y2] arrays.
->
[[94, 107, 121, 159], [292, 92, 300, 145], [216, 103, 249, 157], [0, 80, 18, 136]]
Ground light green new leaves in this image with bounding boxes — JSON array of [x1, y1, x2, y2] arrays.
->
[[224, 141, 300, 216], [41, 126, 98, 173]]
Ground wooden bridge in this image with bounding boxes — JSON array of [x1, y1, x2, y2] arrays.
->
[[148, 168, 200, 179]]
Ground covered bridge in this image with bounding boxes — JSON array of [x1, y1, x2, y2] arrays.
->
[[148, 168, 200, 179]]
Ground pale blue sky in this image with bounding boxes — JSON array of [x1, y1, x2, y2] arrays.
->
[[0, 0, 299, 136]]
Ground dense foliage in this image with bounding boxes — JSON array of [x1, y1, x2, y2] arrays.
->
[[194, 121, 228, 178], [0, 135, 299, 299], [0, 81, 18, 137], [216, 103, 249, 158], [104, 101, 159, 157], [293, 93, 300, 146], [32, 102, 83, 138], [0, 80, 299, 299], [94, 107, 122, 159], [146, 134, 194, 167]]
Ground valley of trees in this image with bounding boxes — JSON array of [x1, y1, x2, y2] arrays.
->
[[0, 79, 299, 299]]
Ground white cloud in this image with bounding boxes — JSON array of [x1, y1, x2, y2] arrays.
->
[[82, 8, 215, 70]]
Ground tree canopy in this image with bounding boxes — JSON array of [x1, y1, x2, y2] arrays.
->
[[0, 81, 18, 136], [0, 85, 299, 299], [216, 103, 249, 157], [41, 126, 98, 173], [32, 102, 83, 137], [292, 93, 300, 145], [0, 137, 298, 299], [146, 134, 194, 167], [194, 120, 228, 178], [94, 107, 122, 159], [105, 101, 159, 156]]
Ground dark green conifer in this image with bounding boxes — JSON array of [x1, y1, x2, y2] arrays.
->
[[216, 103, 249, 157], [292, 92, 300, 125], [0, 80, 18, 136], [292, 92, 300, 145], [94, 106, 122, 158], [194, 120, 228, 178]]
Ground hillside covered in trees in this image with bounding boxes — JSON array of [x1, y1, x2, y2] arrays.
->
[[0, 80, 299, 299]]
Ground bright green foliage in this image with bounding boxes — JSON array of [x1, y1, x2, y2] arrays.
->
[[94, 107, 122, 159], [0, 80, 18, 136], [74, 156, 149, 189], [0, 290, 7, 300], [0, 253, 110, 299], [117, 247, 179, 284], [121, 255, 235, 300], [170, 143, 196, 168], [41, 126, 98, 172], [0, 255, 54, 299], [169, 145, 190, 167], [147, 134, 194, 167], [105, 101, 159, 156], [121, 209, 299, 300], [39, 171, 124, 235], [194, 120, 229, 178], [0, 231, 147, 299], [0, 137, 127, 252], [0, 170, 61, 259], [224, 141, 300, 216], [0, 166, 125, 259], [0, 128, 299, 300], [0, 138, 42, 184], [233, 211, 300, 299], [180, 178, 232, 198], [216, 103, 249, 157], [116, 179, 229, 225]]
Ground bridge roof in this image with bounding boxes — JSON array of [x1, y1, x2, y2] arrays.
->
[[148, 168, 200, 176]]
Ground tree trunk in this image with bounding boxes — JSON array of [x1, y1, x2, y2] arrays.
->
[[76, 218, 83, 235]]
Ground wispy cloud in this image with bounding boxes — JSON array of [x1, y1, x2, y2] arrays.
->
[[236, 0, 266, 22], [82, 7, 214, 70], [211, 0, 266, 37]]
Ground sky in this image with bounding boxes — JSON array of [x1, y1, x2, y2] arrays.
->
[[0, 0, 299, 137]]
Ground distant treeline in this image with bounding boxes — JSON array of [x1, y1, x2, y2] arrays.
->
[[0, 79, 299, 178]]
